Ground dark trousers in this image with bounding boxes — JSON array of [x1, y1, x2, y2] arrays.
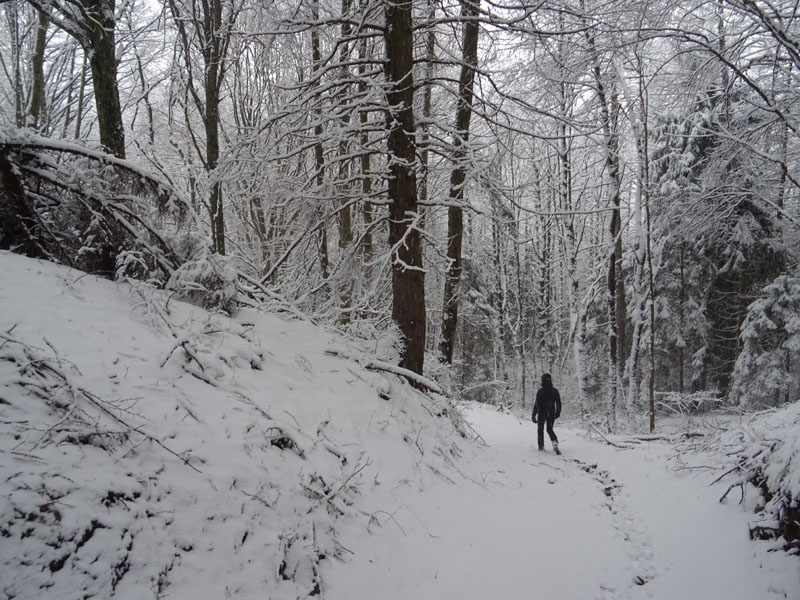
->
[[538, 417, 558, 449]]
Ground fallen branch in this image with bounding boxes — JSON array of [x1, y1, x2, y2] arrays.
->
[[363, 360, 444, 394], [709, 463, 742, 486], [323, 349, 444, 395], [590, 423, 635, 449], [2, 331, 203, 473]]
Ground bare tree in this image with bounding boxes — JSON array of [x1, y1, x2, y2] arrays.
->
[[26, 0, 126, 157], [439, 0, 480, 365], [385, 0, 425, 375], [166, 0, 242, 254]]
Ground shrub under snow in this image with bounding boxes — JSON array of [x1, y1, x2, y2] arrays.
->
[[0, 127, 238, 314]]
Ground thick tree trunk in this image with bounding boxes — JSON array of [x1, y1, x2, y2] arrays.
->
[[0, 145, 46, 258], [385, 0, 425, 376], [440, 0, 480, 365], [86, 0, 126, 158]]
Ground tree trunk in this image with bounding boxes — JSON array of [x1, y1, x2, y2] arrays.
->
[[561, 121, 589, 423], [28, 7, 49, 129], [358, 26, 373, 272], [311, 0, 328, 278], [615, 57, 647, 422], [440, 0, 480, 365], [385, 0, 425, 376], [678, 242, 685, 393], [586, 27, 624, 431], [8, 5, 23, 127], [204, 0, 225, 254], [86, 0, 126, 158], [514, 204, 527, 409], [337, 0, 354, 322], [206, 93, 224, 255], [417, 0, 436, 210], [646, 153, 656, 433], [73, 56, 88, 138]]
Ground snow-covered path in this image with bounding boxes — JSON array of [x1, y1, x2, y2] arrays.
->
[[325, 404, 798, 600], [579, 433, 797, 600], [0, 253, 795, 599]]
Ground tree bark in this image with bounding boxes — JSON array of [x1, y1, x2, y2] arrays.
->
[[8, 5, 23, 127], [337, 0, 354, 322], [358, 22, 373, 272], [585, 23, 624, 431], [86, 0, 126, 158], [73, 56, 88, 139], [0, 145, 46, 258], [385, 0, 425, 376], [417, 0, 436, 208], [311, 0, 328, 278], [440, 0, 480, 364], [28, 7, 49, 129], [205, 0, 225, 254]]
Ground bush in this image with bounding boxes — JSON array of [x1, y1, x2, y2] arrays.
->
[[0, 127, 238, 313]]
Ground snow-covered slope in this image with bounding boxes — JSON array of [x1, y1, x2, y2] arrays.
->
[[0, 251, 463, 599], [1, 251, 797, 600]]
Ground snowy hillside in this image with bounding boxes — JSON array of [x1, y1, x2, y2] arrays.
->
[[0, 251, 464, 599], [1, 251, 798, 600]]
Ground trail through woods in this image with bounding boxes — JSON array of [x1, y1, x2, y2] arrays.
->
[[0, 252, 796, 600], [326, 405, 798, 600]]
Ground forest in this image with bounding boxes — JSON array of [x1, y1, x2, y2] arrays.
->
[[1, 0, 798, 432]]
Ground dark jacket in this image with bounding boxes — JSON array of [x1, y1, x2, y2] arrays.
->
[[532, 383, 561, 422]]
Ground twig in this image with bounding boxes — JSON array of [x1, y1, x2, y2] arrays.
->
[[233, 481, 272, 508], [367, 510, 407, 536], [312, 458, 371, 512], [719, 481, 745, 504], [710, 463, 742, 486], [5, 331, 203, 473]]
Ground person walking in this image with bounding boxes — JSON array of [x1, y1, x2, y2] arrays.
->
[[532, 373, 561, 454]]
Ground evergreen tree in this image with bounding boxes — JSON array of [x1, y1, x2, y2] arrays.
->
[[730, 275, 800, 408]]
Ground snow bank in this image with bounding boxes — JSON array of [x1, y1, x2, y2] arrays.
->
[[0, 251, 464, 599]]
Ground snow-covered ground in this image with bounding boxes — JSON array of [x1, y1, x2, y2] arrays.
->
[[327, 403, 798, 600], [0, 251, 797, 599], [458, 407, 798, 600]]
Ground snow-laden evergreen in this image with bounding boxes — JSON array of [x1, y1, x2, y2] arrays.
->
[[730, 275, 800, 408]]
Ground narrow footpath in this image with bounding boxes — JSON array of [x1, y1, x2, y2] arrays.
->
[[324, 405, 797, 600], [468, 405, 797, 600]]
